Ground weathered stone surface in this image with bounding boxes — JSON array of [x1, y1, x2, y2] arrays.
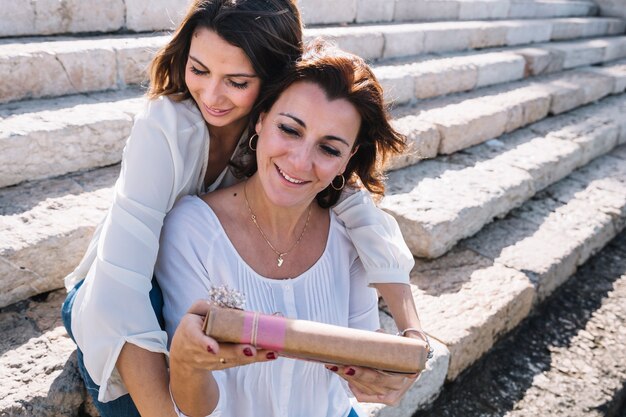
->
[[550, 17, 614, 40], [411, 57, 478, 100], [419, 228, 626, 417], [388, 117, 440, 169], [0, 290, 94, 417], [305, 26, 385, 61], [0, 90, 142, 188], [376, 65, 417, 106], [125, 0, 187, 32], [505, 20, 553, 45], [459, 1, 509, 20], [408, 248, 535, 380], [422, 22, 473, 53], [382, 27, 426, 59], [355, 0, 395, 23], [514, 46, 565, 76], [298, 0, 357, 25], [552, 38, 607, 69], [0, 166, 118, 308], [475, 53, 526, 88], [393, 0, 460, 22], [0, 0, 125, 37]]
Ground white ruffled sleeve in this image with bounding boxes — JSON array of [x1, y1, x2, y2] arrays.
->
[[333, 189, 414, 286], [70, 98, 194, 402]]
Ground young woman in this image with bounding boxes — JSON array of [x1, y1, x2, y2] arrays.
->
[[157, 40, 429, 417], [61, 1, 423, 416]]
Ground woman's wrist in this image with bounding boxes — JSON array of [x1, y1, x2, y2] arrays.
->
[[397, 328, 434, 360]]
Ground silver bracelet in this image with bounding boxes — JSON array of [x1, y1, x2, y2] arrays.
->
[[397, 328, 434, 360]]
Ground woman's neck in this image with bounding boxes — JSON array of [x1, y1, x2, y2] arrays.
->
[[243, 176, 313, 243]]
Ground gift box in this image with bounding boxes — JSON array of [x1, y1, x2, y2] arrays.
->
[[202, 305, 428, 374]]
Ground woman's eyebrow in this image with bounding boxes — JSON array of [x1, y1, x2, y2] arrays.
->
[[279, 112, 350, 147], [189, 55, 257, 78]]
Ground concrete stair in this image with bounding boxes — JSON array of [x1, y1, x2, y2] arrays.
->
[[2, 1, 626, 416]]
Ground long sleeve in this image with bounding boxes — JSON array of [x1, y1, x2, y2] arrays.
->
[[67, 97, 208, 402], [333, 189, 415, 285]]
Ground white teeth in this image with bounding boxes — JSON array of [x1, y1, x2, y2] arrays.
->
[[279, 167, 304, 184]]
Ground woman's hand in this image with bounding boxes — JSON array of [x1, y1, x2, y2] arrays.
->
[[169, 300, 277, 373], [325, 364, 419, 405]]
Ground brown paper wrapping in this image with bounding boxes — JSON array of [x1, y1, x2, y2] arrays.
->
[[202, 305, 428, 374]]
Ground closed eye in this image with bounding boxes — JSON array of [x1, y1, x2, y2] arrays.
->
[[190, 65, 207, 76], [228, 79, 249, 90], [278, 123, 300, 137], [321, 145, 341, 157]]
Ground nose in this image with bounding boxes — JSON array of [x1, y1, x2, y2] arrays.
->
[[200, 77, 224, 106], [288, 141, 314, 172]]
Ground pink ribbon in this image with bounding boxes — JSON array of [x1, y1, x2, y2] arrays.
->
[[241, 311, 287, 352]]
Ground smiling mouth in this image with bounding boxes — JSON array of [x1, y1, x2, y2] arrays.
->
[[204, 104, 232, 116], [276, 165, 307, 184]]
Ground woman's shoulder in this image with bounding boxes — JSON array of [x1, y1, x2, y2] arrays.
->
[[137, 95, 204, 131], [163, 195, 221, 240]]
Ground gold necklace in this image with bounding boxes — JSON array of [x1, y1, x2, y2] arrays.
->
[[243, 181, 311, 267]]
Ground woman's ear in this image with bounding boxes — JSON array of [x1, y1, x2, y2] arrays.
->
[[255, 112, 266, 136], [350, 144, 360, 158]]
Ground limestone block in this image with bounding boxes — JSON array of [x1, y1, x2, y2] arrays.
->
[[551, 39, 607, 69], [551, 18, 609, 41], [412, 57, 478, 99], [593, 0, 626, 18], [422, 22, 473, 53], [359, 314, 449, 415], [125, 0, 188, 31], [0, 290, 91, 416], [305, 27, 384, 60], [458, 1, 509, 20], [489, 86, 551, 133], [513, 47, 565, 76], [0, 0, 36, 37], [377, 66, 416, 105], [583, 63, 626, 94], [603, 37, 626, 61], [115, 36, 169, 85], [393, 0, 460, 22], [606, 18, 626, 34], [468, 22, 509, 49], [298, 0, 357, 25], [408, 249, 535, 379], [356, 0, 395, 23], [381, 158, 534, 257], [508, 2, 541, 18], [420, 99, 509, 154], [505, 20, 552, 46], [572, 70, 615, 104], [0, 94, 142, 187], [0, 40, 117, 104], [475, 53, 526, 88], [543, 76, 587, 115], [0, 167, 118, 308], [382, 27, 426, 59], [388, 117, 440, 170]]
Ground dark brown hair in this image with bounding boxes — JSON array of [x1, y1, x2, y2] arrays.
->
[[240, 39, 407, 208], [148, 0, 303, 101]]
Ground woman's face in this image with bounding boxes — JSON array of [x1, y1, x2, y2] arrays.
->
[[255, 81, 361, 208], [185, 27, 261, 130]]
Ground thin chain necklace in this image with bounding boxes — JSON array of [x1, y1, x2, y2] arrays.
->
[[243, 181, 312, 267]]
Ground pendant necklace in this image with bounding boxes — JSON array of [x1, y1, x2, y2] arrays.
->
[[243, 181, 311, 267]]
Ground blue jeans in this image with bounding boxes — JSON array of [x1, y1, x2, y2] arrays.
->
[[61, 278, 165, 417]]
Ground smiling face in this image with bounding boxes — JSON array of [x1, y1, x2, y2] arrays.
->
[[254, 81, 361, 208], [185, 27, 262, 132]]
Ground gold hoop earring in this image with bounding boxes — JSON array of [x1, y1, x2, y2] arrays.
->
[[331, 174, 345, 191], [248, 134, 258, 151]]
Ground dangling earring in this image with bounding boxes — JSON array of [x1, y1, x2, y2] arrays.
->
[[248, 134, 258, 151], [331, 174, 345, 191]]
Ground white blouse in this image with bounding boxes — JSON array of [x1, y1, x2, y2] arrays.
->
[[64, 96, 414, 402], [155, 196, 380, 417]]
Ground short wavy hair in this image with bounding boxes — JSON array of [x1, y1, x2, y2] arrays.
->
[[239, 39, 407, 208]]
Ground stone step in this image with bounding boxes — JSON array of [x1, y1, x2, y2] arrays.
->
[[1, 0, 597, 38], [415, 227, 626, 417], [2, 54, 625, 189], [392, 144, 626, 383], [383, 92, 626, 259], [2, 17, 625, 104], [389, 60, 626, 165]]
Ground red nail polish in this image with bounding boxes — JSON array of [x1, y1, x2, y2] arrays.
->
[[346, 368, 356, 376], [243, 348, 253, 357], [330, 366, 339, 372], [207, 346, 214, 353], [266, 352, 277, 360]]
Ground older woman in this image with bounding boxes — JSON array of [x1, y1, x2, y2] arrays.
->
[[155, 41, 427, 417]]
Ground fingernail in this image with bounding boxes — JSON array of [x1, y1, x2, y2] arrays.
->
[[207, 346, 214, 353], [346, 368, 356, 376], [243, 348, 253, 357], [266, 352, 277, 360], [329, 366, 339, 372]]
